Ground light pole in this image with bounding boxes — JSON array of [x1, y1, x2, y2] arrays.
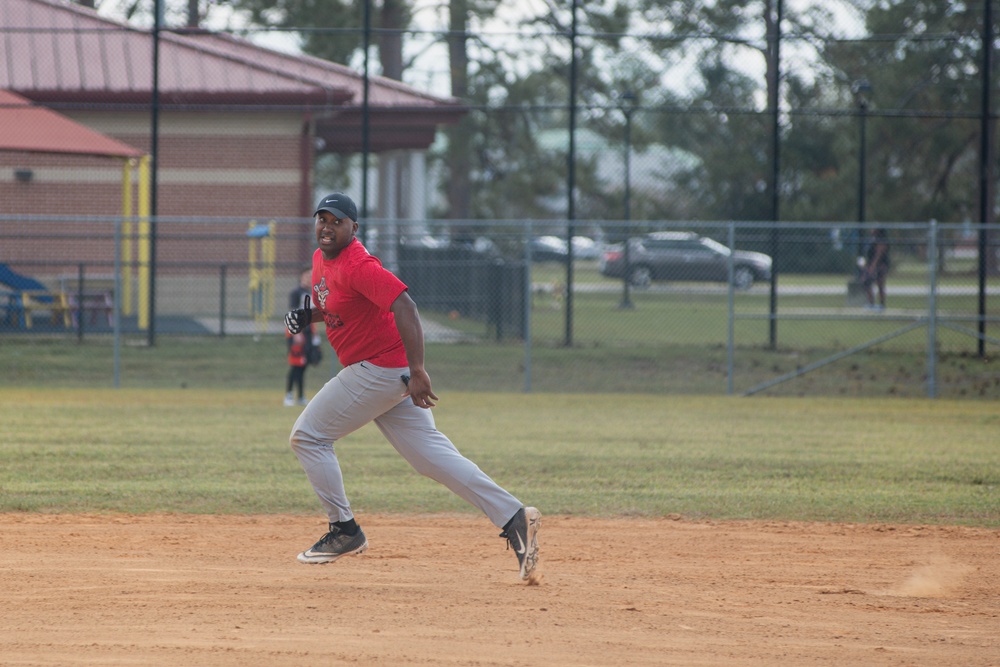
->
[[852, 79, 872, 261], [618, 90, 637, 309]]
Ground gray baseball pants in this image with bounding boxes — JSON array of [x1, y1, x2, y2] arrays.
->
[[289, 360, 523, 529]]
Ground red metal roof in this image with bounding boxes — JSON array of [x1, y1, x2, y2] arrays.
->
[[0, 0, 464, 152], [183, 31, 461, 110], [0, 0, 462, 115], [0, 88, 142, 157]]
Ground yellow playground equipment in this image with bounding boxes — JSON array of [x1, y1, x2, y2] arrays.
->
[[247, 221, 276, 336]]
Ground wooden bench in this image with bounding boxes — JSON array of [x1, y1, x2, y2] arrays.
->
[[67, 291, 114, 327], [59, 274, 116, 295], [59, 275, 115, 328]]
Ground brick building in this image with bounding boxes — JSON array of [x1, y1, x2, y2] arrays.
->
[[1, 0, 462, 268]]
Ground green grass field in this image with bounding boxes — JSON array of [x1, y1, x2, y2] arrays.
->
[[1, 388, 997, 526]]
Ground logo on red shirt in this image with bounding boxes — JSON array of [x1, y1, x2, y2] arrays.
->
[[314, 276, 343, 329], [325, 312, 344, 329], [314, 277, 329, 310]]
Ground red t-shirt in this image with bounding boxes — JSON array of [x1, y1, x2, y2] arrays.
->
[[310, 239, 409, 367]]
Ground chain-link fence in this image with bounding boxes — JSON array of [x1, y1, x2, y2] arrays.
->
[[2, 216, 997, 398], [2, 1, 999, 397]]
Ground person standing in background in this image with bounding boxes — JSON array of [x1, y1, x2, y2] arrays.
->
[[285, 268, 316, 406], [863, 228, 890, 311]]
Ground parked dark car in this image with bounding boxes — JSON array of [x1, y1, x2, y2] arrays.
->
[[599, 232, 772, 289]]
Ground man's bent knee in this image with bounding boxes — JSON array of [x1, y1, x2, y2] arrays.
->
[[289, 426, 318, 455]]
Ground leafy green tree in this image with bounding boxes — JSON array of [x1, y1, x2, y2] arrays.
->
[[228, 0, 407, 71], [434, 0, 611, 223], [822, 0, 983, 221], [626, 0, 838, 223], [462, 1, 659, 223], [820, 0, 996, 272]]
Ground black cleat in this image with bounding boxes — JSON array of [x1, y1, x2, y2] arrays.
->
[[297, 524, 368, 564], [500, 507, 541, 580]]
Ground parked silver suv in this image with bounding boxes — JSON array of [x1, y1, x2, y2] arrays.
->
[[599, 232, 772, 289]]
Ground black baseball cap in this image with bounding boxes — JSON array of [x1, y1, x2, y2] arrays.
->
[[314, 192, 358, 221]]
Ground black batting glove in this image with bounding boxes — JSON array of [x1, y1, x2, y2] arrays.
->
[[285, 295, 311, 335]]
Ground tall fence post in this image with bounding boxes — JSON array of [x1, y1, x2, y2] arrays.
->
[[727, 222, 736, 395], [219, 264, 227, 338], [113, 218, 122, 388], [76, 263, 85, 342], [926, 219, 938, 398], [523, 221, 533, 393]]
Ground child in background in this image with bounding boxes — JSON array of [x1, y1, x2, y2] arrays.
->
[[285, 328, 309, 406], [285, 268, 314, 406]]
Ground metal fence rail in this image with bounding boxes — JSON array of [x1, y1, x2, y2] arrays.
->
[[1, 217, 997, 398]]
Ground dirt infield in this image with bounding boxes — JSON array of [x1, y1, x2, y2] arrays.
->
[[2, 514, 998, 667]]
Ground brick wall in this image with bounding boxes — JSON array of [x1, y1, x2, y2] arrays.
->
[[1, 109, 316, 273]]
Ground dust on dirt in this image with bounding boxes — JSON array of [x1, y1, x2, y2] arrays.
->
[[1, 514, 997, 666]]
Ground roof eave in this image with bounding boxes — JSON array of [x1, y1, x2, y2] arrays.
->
[[16, 89, 352, 110]]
